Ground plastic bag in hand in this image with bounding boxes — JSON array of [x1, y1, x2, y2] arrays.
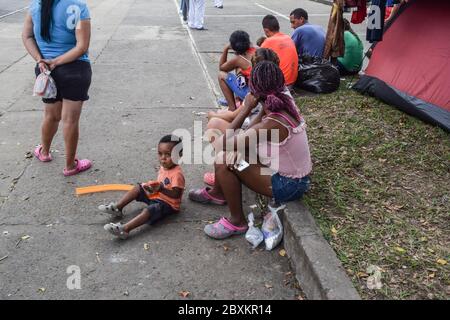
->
[[245, 213, 264, 249], [33, 71, 57, 99], [262, 204, 285, 250]]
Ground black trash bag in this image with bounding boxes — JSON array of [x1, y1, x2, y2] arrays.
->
[[295, 55, 340, 94]]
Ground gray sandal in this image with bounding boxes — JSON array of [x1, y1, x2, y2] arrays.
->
[[104, 222, 128, 239], [98, 203, 123, 218]]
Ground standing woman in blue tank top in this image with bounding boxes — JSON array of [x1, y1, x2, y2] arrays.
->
[[22, 0, 92, 176]]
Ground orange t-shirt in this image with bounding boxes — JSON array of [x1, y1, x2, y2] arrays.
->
[[145, 165, 185, 211], [261, 32, 298, 86]]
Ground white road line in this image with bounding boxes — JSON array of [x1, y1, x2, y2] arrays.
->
[[254, 2, 289, 20], [172, 0, 220, 105], [0, 6, 29, 20]]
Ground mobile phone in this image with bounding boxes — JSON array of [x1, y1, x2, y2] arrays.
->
[[234, 159, 250, 172]]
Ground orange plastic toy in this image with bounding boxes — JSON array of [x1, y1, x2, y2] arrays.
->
[[75, 184, 134, 196]]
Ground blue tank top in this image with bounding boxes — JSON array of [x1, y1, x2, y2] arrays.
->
[[30, 0, 90, 62]]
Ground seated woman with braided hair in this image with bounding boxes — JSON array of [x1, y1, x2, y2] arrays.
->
[[189, 61, 312, 239], [202, 47, 283, 186]]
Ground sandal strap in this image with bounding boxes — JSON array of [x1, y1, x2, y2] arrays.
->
[[219, 217, 247, 231]]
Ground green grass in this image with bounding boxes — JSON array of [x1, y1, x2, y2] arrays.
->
[[295, 79, 450, 300]]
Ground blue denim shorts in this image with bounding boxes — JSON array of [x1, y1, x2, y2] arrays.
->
[[136, 184, 177, 225], [225, 73, 249, 100], [271, 174, 311, 204]]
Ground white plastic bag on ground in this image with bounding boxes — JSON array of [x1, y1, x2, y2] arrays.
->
[[245, 212, 264, 249], [366, 265, 383, 290], [33, 71, 57, 99], [262, 204, 285, 250]]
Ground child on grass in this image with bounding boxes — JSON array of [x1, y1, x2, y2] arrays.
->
[[100, 135, 185, 239]]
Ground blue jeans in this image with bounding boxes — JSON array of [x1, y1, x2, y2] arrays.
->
[[180, 0, 189, 21], [225, 73, 250, 100], [271, 174, 311, 204]]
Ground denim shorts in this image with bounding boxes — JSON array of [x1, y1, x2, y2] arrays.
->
[[136, 184, 177, 225], [225, 73, 249, 100], [271, 173, 311, 204]]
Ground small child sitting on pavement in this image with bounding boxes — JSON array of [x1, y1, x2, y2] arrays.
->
[[100, 135, 185, 239]]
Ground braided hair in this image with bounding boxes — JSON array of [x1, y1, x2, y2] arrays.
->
[[249, 61, 301, 122]]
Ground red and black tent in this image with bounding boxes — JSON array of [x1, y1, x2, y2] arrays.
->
[[353, 0, 450, 132]]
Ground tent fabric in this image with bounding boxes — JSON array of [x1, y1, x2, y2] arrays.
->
[[353, 76, 450, 131], [353, 0, 450, 131]]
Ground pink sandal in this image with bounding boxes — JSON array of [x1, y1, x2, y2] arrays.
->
[[204, 217, 248, 239], [63, 158, 92, 176], [34, 145, 52, 162], [188, 187, 226, 205], [203, 172, 215, 186]]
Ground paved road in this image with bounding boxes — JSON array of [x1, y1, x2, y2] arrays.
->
[[0, 0, 370, 299], [0, 0, 29, 18]]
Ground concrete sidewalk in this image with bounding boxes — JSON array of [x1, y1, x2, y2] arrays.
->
[[0, 0, 301, 299]]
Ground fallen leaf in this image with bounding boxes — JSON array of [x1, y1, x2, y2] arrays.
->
[[38, 288, 46, 293], [264, 283, 273, 289], [357, 272, 369, 278], [394, 246, 406, 254], [223, 245, 229, 251], [144, 243, 150, 251], [179, 291, 190, 298], [21, 235, 31, 240], [279, 249, 286, 257], [331, 226, 338, 235], [437, 259, 447, 265]]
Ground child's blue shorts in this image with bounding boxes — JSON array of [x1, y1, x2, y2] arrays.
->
[[136, 184, 177, 224]]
